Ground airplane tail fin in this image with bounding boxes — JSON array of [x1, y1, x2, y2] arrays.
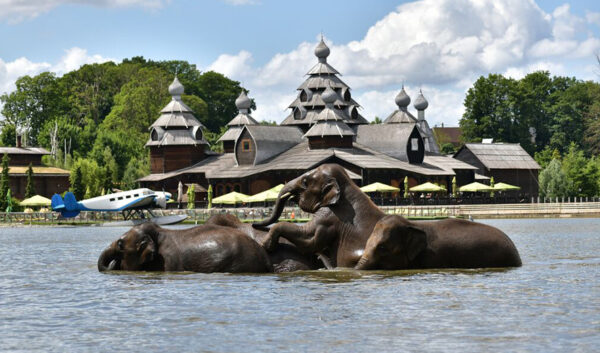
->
[[51, 192, 81, 218]]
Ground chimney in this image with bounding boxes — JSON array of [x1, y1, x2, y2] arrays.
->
[[16, 135, 22, 148]]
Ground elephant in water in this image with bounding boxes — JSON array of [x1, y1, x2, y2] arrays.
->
[[253, 163, 521, 270], [355, 215, 522, 270], [98, 216, 323, 273]]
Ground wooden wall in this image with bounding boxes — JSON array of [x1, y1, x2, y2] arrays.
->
[[235, 130, 256, 165], [150, 145, 205, 173]]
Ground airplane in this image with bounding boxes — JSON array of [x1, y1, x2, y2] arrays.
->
[[51, 188, 186, 225]]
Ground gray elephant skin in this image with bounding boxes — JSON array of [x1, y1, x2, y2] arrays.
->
[[97, 216, 322, 273], [254, 163, 522, 270]]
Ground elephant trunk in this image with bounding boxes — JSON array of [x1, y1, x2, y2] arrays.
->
[[354, 255, 373, 270], [252, 177, 300, 228], [98, 245, 120, 272]]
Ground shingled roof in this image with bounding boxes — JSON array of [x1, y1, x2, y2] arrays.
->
[[355, 124, 418, 161], [458, 143, 540, 170]]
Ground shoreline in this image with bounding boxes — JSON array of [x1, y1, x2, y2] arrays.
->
[[1, 202, 599, 226]]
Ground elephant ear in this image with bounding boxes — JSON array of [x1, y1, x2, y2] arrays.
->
[[321, 177, 340, 207], [403, 225, 427, 262]]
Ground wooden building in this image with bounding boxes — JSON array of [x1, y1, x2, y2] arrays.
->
[[0, 146, 70, 199], [453, 143, 541, 196], [140, 39, 485, 197]]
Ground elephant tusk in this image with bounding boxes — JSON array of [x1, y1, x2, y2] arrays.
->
[[280, 192, 291, 199], [107, 259, 118, 271]]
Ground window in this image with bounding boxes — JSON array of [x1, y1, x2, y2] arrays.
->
[[118, 197, 123, 200], [126, 195, 131, 199], [134, 194, 139, 197], [411, 138, 419, 151], [109, 198, 115, 202], [241, 139, 251, 152]]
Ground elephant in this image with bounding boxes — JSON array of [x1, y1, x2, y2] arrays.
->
[[204, 214, 324, 272], [253, 163, 521, 270], [355, 215, 522, 270], [97, 221, 272, 273], [253, 164, 386, 268]]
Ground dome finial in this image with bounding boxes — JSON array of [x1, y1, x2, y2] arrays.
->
[[315, 35, 330, 63], [169, 76, 184, 99], [235, 89, 252, 112], [414, 89, 429, 111], [395, 86, 410, 109]]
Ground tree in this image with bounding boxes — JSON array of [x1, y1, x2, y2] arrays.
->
[[0, 154, 9, 210], [70, 166, 85, 200], [460, 74, 518, 145], [25, 163, 35, 198], [0, 124, 16, 147], [539, 159, 572, 199], [371, 116, 383, 124], [562, 143, 596, 197], [122, 157, 149, 190], [195, 71, 247, 132], [0, 72, 67, 145], [534, 146, 561, 169]]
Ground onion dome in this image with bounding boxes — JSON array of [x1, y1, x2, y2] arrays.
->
[[235, 90, 252, 111], [169, 77, 184, 98], [414, 89, 429, 110], [395, 86, 410, 108], [321, 85, 338, 105], [315, 38, 330, 62]]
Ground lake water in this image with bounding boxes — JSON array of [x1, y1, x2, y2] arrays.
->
[[0, 218, 598, 352]]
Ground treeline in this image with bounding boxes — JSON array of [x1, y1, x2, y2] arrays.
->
[[0, 57, 248, 196], [460, 71, 600, 198]]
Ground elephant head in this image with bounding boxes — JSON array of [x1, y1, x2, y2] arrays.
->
[[98, 222, 160, 271], [355, 216, 427, 270], [253, 164, 347, 227]]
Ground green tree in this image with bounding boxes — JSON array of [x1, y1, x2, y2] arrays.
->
[[0, 72, 68, 145], [534, 146, 561, 169], [204, 126, 227, 153], [539, 159, 572, 199], [122, 157, 149, 190], [0, 154, 9, 210], [371, 116, 383, 124], [195, 71, 247, 132], [0, 124, 16, 147], [25, 163, 35, 198], [460, 74, 518, 145], [70, 166, 85, 200], [562, 143, 595, 196]]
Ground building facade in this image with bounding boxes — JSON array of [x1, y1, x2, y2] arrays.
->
[[140, 39, 538, 198]]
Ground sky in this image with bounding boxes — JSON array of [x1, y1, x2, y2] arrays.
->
[[1, 0, 600, 127]]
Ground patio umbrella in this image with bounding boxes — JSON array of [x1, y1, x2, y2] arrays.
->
[[207, 184, 213, 209], [459, 182, 494, 192], [187, 184, 195, 209], [493, 182, 521, 191], [360, 182, 400, 193], [247, 184, 284, 203], [177, 181, 183, 204], [403, 176, 409, 198], [452, 176, 457, 197], [6, 189, 12, 213], [212, 191, 250, 205], [19, 195, 51, 207], [490, 177, 495, 198], [409, 182, 446, 192]]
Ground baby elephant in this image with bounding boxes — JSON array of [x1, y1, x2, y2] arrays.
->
[[355, 216, 522, 270], [98, 222, 272, 273]]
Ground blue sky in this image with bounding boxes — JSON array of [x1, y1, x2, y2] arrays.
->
[[1, 0, 600, 126]]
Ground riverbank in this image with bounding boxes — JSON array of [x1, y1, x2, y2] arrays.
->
[[1, 202, 600, 226]]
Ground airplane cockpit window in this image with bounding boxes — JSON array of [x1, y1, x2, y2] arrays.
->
[[134, 194, 139, 197]]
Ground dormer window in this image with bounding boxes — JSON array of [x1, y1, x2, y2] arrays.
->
[[191, 126, 203, 141], [411, 138, 419, 151], [299, 88, 313, 102], [349, 106, 358, 120], [342, 87, 351, 101], [241, 139, 252, 152], [293, 106, 307, 120]]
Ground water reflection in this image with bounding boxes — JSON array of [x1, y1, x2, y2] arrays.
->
[[0, 219, 598, 352]]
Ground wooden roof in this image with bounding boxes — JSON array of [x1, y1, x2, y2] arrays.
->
[[458, 143, 540, 170], [0, 147, 50, 155]]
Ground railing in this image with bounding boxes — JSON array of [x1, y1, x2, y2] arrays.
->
[[2, 200, 600, 225]]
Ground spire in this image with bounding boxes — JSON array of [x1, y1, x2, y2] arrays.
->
[[168, 76, 184, 100], [395, 85, 410, 110], [314, 37, 330, 63]]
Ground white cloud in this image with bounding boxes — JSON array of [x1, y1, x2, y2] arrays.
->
[[220, 0, 258, 5], [206, 0, 600, 126], [0, 0, 168, 23], [51, 47, 115, 75]]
